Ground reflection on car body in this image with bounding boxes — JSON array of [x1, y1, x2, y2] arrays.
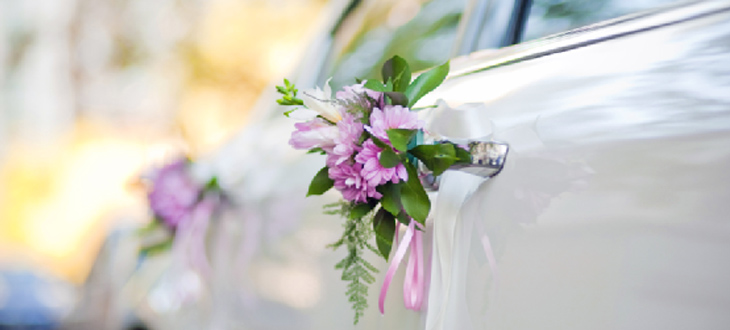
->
[[422, 1, 730, 329]]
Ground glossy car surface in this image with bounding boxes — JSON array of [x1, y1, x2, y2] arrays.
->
[[420, 1, 730, 329]]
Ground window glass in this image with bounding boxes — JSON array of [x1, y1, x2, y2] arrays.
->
[[323, 0, 467, 90], [523, 0, 679, 41]]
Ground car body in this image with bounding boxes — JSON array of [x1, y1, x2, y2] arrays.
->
[[420, 1, 730, 329]]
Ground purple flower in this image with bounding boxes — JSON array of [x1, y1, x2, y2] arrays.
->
[[366, 105, 422, 144], [148, 160, 201, 228], [289, 117, 338, 152], [327, 113, 364, 166], [355, 139, 408, 186], [329, 161, 382, 203], [336, 81, 382, 101]]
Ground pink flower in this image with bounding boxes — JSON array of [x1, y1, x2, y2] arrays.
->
[[329, 161, 382, 203], [148, 160, 201, 229], [289, 117, 338, 152], [355, 139, 408, 186], [336, 81, 382, 101], [366, 105, 422, 144], [327, 113, 364, 166]]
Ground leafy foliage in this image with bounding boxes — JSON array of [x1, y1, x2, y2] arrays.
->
[[382, 55, 411, 93], [410, 143, 458, 176], [276, 79, 304, 106], [378, 148, 402, 168], [400, 162, 430, 225], [377, 183, 403, 216], [373, 208, 396, 260], [405, 61, 449, 108], [386, 128, 417, 152], [325, 202, 381, 324], [307, 166, 334, 196]]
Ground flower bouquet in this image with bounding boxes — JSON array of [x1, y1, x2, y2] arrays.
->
[[277, 56, 472, 323], [138, 159, 223, 276]]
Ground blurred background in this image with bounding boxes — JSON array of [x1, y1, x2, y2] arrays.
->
[[0, 0, 328, 327], [0, 0, 325, 280]]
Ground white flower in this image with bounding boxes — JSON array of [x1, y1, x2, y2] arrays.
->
[[299, 78, 342, 123]]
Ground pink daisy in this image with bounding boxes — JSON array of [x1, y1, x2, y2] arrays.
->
[[336, 81, 382, 102], [328, 161, 382, 203], [148, 160, 201, 229], [365, 105, 423, 144], [327, 113, 364, 167], [355, 139, 408, 186]]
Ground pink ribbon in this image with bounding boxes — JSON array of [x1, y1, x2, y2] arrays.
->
[[173, 195, 217, 277], [379, 219, 426, 314], [403, 225, 424, 310]]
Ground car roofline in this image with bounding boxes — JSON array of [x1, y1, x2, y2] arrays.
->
[[447, 0, 730, 79]]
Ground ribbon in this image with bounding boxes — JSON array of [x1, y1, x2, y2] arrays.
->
[[403, 225, 424, 310], [173, 195, 217, 277], [379, 219, 426, 314]]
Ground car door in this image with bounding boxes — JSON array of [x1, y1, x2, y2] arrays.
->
[[420, 1, 730, 329]]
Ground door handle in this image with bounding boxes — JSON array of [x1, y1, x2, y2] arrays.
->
[[420, 141, 509, 191]]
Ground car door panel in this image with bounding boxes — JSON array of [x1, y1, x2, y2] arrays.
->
[[423, 2, 730, 329]]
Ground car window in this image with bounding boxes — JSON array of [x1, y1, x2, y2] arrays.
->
[[322, 0, 467, 90], [523, 0, 679, 41]]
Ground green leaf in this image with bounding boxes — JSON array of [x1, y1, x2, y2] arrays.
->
[[409, 144, 459, 176], [136, 219, 162, 236], [139, 237, 174, 256], [377, 183, 403, 216], [412, 105, 439, 111], [405, 61, 450, 108], [307, 147, 327, 155], [395, 211, 411, 226], [381, 55, 411, 93], [283, 108, 297, 117], [371, 136, 390, 150], [364, 79, 387, 92], [373, 208, 396, 260], [379, 148, 401, 168], [384, 79, 393, 92], [386, 128, 417, 152], [205, 176, 219, 191], [400, 162, 430, 224], [307, 166, 334, 196], [384, 91, 408, 107], [349, 200, 377, 219], [454, 144, 472, 163]]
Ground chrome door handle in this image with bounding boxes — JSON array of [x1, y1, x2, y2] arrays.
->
[[420, 141, 509, 191]]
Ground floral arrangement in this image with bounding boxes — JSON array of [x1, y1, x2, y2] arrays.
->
[[277, 56, 471, 323], [138, 158, 222, 276]]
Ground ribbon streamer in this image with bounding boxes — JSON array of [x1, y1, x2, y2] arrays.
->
[[379, 220, 426, 314], [173, 195, 217, 276], [403, 226, 424, 310]]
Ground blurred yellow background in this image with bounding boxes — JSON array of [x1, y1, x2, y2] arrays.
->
[[0, 0, 326, 283]]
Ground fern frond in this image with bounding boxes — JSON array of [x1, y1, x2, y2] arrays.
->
[[328, 202, 379, 324]]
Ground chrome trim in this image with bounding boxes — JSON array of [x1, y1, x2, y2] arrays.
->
[[447, 0, 730, 79], [421, 141, 509, 191]]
